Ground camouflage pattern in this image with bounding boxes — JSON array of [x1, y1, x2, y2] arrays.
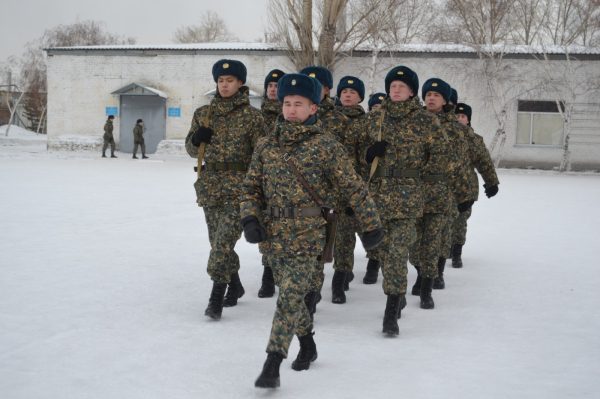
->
[[318, 96, 351, 154], [440, 207, 459, 259], [464, 127, 500, 201], [265, 255, 315, 357], [185, 86, 265, 283], [204, 204, 242, 283], [185, 86, 265, 207], [359, 97, 438, 295], [451, 207, 471, 246], [261, 99, 282, 134], [409, 213, 447, 278], [133, 124, 144, 144], [240, 119, 381, 258], [102, 119, 115, 154], [381, 218, 417, 295]]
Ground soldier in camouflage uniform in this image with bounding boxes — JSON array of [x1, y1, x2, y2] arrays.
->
[[102, 115, 117, 158], [242, 73, 383, 388], [368, 92, 386, 112], [450, 101, 500, 268], [299, 66, 351, 313], [329, 75, 367, 304], [132, 119, 148, 159], [185, 59, 265, 320], [257, 68, 285, 299], [359, 65, 438, 336], [408, 78, 469, 308]]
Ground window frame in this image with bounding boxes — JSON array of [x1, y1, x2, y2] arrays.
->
[[516, 100, 565, 147]]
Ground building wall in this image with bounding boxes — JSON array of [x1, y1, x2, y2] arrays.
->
[[46, 49, 600, 170]]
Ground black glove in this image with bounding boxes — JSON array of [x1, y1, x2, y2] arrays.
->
[[457, 200, 474, 213], [191, 126, 213, 146], [344, 207, 355, 217], [365, 141, 389, 164], [241, 216, 266, 244], [360, 228, 384, 250], [484, 184, 499, 198]]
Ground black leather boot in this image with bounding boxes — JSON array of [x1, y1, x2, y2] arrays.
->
[[382, 294, 400, 336], [331, 270, 346, 304], [420, 278, 435, 309], [258, 267, 275, 298], [223, 272, 245, 307], [291, 332, 318, 371], [411, 266, 421, 296], [255, 352, 284, 388], [433, 257, 446, 289], [304, 291, 318, 320], [344, 270, 354, 291], [204, 281, 227, 320], [451, 244, 463, 268], [362, 259, 380, 284], [397, 294, 406, 319]]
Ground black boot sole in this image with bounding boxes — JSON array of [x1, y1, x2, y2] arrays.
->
[[433, 278, 445, 289], [420, 300, 435, 309], [291, 353, 318, 371], [204, 308, 222, 320], [257, 286, 275, 298], [255, 377, 280, 388], [331, 293, 346, 304]]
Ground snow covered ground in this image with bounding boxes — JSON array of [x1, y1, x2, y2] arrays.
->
[[1, 141, 599, 399]]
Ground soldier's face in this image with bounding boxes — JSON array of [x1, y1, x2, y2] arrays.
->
[[456, 113, 470, 126], [217, 75, 243, 98], [340, 88, 361, 107], [425, 91, 447, 113], [389, 81, 413, 102], [266, 82, 278, 100], [370, 104, 382, 111], [282, 95, 318, 123]]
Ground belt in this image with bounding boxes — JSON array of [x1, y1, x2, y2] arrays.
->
[[267, 206, 323, 218], [374, 167, 420, 179], [194, 162, 249, 172], [422, 174, 446, 182]]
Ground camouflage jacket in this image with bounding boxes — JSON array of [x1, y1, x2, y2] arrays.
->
[[338, 104, 367, 170], [185, 86, 265, 207], [240, 118, 381, 257], [133, 124, 144, 143], [103, 120, 113, 140], [359, 97, 435, 221], [318, 96, 351, 152], [261, 99, 281, 134], [465, 127, 499, 200]]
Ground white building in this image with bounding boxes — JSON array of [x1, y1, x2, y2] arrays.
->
[[46, 42, 600, 170]]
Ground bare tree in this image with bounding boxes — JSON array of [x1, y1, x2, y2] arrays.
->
[[16, 20, 134, 134], [173, 10, 236, 43], [510, 0, 549, 45], [445, 0, 516, 46]]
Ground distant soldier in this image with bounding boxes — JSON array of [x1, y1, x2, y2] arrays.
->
[[241, 73, 383, 388], [256, 68, 285, 299], [185, 59, 265, 320], [299, 66, 351, 314], [102, 115, 117, 158], [450, 101, 499, 268], [359, 65, 437, 335], [132, 119, 148, 159], [367, 92, 386, 112], [330, 75, 367, 304]]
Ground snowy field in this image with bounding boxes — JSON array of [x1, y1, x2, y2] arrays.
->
[[1, 133, 599, 399]]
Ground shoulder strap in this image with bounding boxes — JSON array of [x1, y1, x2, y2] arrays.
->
[[368, 109, 386, 182], [278, 143, 326, 208]]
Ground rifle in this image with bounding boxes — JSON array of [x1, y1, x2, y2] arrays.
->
[[196, 106, 213, 179]]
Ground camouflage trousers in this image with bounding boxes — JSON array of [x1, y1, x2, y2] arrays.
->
[[440, 208, 459, 259], [266, 255, 315, 357], [203, 205, 242, 284], [133, 142, 146, 156], [102, 137, 115, 154], [409, 213, 447, 278], [381, 218, 417, 296], [309, 260, 325, 292], [452, 207, 472, 246], [333, 213, 357, 272]]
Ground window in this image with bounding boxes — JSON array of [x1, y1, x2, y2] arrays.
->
[[516, 100, 565, 146]]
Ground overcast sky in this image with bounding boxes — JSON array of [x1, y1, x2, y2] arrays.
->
[[0, 0, 269, 61]]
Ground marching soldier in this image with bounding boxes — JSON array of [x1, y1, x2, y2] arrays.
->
[[367, 92, 386, 112], [102, 115, 117, 158], [185, 59, 265, 320], [241, 73, 383, 388], [450, 101, 499, 268], [359, 65, 437, 335], [257, 68, 286, 299], [132, 119, 148, 159]]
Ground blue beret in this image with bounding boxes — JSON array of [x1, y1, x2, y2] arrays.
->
[[212, 59, 247, 83], [368, 92, 386, 110], [421, 78, 452, 102], [300, 66, 333, 89], [336, 75, 365, 101], [455, 102, 472, 122], [264, 69, 285, 91], [449, 88, 458, 105], [277, 73, 322, 105], [385, 66, 419, 97]]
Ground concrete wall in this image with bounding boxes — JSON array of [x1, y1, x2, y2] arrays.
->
[[46, 49, 600, 170]]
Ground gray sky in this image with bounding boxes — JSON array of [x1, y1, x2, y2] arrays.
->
[[0, 0, 269, 61]]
